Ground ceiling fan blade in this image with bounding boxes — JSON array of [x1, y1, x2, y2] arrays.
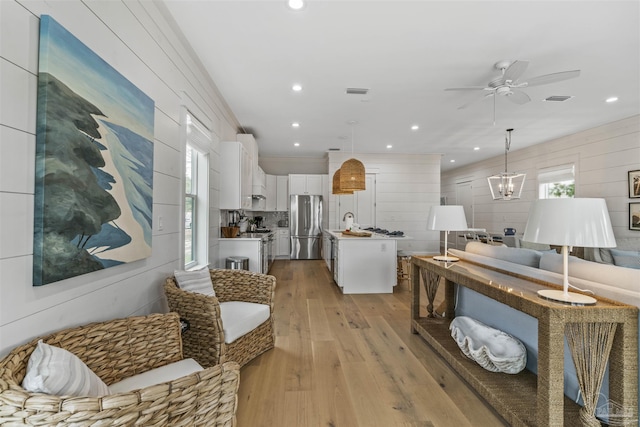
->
[[445, 87, 487, 91], [457, 92, 494, 110], [506, 89, 531, 105], [503, 60, 529, 82], [524, 70, 581, 87]]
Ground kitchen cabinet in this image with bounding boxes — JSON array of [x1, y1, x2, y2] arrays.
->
[[265, 174, 277, 211], [326, 230, 397, 294], [218, 238, 261, 273], [276, 176, 289, 211], [220, 141, 252, 210], [276, 229, 290, 257], [289, 174, 323, 195]]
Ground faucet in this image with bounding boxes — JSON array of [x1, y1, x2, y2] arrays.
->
[[343, 212, 354, 221]]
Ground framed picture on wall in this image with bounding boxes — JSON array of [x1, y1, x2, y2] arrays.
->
[[630, 203, 640, 231], [629, 170, 640, 198]]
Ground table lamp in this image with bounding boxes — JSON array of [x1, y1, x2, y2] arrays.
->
[[523, 198, 616, 305], [427, 205, 469, 262]]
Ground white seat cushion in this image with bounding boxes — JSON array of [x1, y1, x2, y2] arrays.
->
[[108, 358, 203, 394], [220, 301, 270, 344]]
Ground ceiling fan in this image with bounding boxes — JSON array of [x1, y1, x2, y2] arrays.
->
[[445, 60, 580, 111]]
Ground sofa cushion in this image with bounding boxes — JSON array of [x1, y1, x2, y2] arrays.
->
[[609, 248, 640, 269], [108, 358, 203, 394], [220, 301, 270, 344], [465, 241, 543, 268], [174, 266, 215, 296], [22, 340, 110, 397], [539, 252, 640, 294]]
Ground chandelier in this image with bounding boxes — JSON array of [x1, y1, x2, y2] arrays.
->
[[487, 128, 525, 200]]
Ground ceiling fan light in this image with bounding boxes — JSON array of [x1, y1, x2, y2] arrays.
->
[[332, 169, 354, 195], [339, 158, 366, 191]]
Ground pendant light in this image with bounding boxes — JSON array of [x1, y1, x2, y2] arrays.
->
[[332, 168, 354, 195], [339, 121, 366, 192], [487, 128, 525, 200]]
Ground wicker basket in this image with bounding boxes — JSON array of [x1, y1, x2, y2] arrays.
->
[[221, 226, 240, 238], [0, 313, 240, 426]]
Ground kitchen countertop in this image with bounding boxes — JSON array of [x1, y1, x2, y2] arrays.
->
[[219, 231, 275, 240], [325, 229, 411, 240]]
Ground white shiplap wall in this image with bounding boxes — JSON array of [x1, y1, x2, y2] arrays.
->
[[328, 152, 441, 253], [441, 115, 640, 248], [0, 0, 238, 355]]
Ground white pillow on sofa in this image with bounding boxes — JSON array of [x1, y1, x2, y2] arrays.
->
[[22, 340, 110, 397], [174, 266, 215, 296]]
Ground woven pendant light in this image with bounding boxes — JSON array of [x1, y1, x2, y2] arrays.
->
[[339, 159, 366, 191], [332, 169, 354, 195], [339, 121, 366, 191]]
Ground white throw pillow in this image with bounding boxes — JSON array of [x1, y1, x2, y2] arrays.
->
[[174, 266, 215, 296], [22, 340, 110, 397]]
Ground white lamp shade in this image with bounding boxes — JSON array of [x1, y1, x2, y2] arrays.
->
[[427, 205, 468, 231], [523, 198, 616, 248]]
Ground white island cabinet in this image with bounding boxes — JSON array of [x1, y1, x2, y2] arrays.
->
[[326, 230, 401, 294]]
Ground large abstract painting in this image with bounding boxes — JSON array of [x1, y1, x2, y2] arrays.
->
[[33, 16, 154, 286]]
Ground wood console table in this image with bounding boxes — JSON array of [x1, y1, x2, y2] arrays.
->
[[411, 256, 638, 427]]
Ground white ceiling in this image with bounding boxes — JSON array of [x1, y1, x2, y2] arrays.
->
[[162, 1, 640, 171]]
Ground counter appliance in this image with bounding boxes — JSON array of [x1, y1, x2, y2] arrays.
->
[[290, 195, 323, 259]]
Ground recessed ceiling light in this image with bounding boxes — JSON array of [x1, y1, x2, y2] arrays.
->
[[450, 159, 456, 163], [411, 125, 419, 131], [605, 96, 619, 103], [294, 142, 300, 147], [386, 144, 393, 149], [292, 122, 300, 128], [292, 84, 302, 92], [287, 0, 305, 10], [474, 147, 480, 151]]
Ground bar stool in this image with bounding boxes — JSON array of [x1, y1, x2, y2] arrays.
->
[[396, 250, 411, 290]]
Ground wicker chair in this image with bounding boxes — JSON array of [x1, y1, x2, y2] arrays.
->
[[164, 268, 276, 368], [0, 313, 240, 426]]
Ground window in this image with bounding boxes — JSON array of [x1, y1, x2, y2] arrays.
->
[[538, 163, 575, 199], [184, 112, 211, 268]]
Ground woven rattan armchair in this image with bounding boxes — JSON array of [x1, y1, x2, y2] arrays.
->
[[164, 268, 276, 368], [0, 313, 240, 426]]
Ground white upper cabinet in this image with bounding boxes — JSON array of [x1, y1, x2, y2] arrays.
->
[[237, 133, 266, 197], [289, 174, 323, 195], [220, 141, 252, 210], [265, 174, 277, 211], [276, 176, 289, 211]]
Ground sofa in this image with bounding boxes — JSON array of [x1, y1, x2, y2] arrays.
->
[[448, 241, 639, 422]]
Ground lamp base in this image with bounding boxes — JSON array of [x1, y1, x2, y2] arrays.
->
[[433, 255, 459, 262], [537, 289, 596, 306]]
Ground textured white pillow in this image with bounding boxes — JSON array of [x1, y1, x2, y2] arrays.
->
[[22, 340, 110, 397], [174, 266, 215, 296]]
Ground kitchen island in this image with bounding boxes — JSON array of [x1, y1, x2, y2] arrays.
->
[[325, 230, 408, 294]]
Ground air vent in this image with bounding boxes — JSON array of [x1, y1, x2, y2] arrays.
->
[[346, 88, 369, 95], [328, 148, 341, 151], [544, 95, 574, 102]]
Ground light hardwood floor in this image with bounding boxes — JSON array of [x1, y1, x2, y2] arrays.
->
[[236, 260, 509, 427]]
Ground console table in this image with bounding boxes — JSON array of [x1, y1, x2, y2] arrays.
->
[[410, 256, 638, 427]]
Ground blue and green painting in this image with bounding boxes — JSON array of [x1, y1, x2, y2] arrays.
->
[[33, 16, 154, 286]]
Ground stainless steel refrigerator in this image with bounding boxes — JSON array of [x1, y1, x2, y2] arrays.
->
[[290, 195, 323, 259]]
